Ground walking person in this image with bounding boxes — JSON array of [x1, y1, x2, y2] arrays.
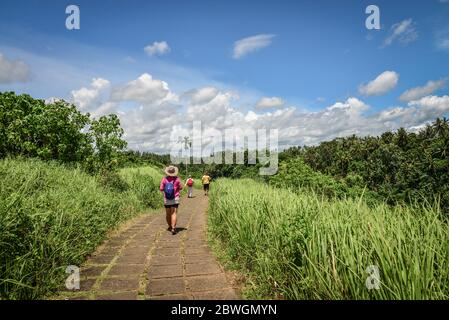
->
[[201, 172, 212, 196], [185, 175, 194, 198], [160, 165, 182, 235]]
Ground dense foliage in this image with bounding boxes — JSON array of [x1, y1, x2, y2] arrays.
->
[[269, 157, 380, 205], [280, 119, 449, 211], [121, 150, 171, 168], [0, 92, 127, 173]]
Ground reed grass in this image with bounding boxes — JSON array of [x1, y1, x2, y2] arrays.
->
[[208, 178, 449, 299]]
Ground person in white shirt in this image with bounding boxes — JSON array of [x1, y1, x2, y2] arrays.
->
[[185, 175, 194, 198]]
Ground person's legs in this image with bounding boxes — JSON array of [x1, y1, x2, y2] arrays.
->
[[165, 207, 171, 229], [171, 206, 177, 233], [188, 186, 193, 197]]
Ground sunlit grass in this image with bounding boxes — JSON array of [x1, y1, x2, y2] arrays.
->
[[208, 178, 449, 299], [0, 159, 162, 299]]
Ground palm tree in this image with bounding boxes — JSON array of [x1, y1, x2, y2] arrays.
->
[[178, 136, 192, 176], [434, 117, 449, 138]]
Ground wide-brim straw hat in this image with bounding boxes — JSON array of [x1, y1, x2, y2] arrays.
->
[[164, 165, 179, 177]]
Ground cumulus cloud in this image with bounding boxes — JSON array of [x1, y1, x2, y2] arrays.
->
[[382, 19, 418, 48], [399, 79, 447, 101], [144, 41, 170, 56], [187, 86, 219, 105], [0, 53, 30, 83], [70, 77, 110, 111], [359, 71, 399, 96], [408, 95, 449, 114], [68, 73, 449, 153], [186, 90, 238, 125], [255, 97, 284, 109], [90, 102, 119, 119], [233, 34, 275, 59], [111, 73, 178, 105], [378, 95, 449, 127]]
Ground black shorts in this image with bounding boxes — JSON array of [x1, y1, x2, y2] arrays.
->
[[164, 204, 179, 208], [203, 184, 210, 191]]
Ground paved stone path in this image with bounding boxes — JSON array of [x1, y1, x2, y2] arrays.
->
[[58, 189, 239, 300]]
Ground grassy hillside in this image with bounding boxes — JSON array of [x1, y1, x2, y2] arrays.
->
[[208, 179, 449, 299], [119, 166, 164, 208], [0, 158, 163, 299]]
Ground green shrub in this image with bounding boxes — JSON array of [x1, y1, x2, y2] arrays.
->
[[120, 166, 167, 209], [269, 158, 380, 205], [98, 169, 130, 192]]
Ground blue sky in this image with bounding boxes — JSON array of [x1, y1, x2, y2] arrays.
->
[[1, 0, 449, 151]]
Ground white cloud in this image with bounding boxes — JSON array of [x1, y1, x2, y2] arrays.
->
[[70, 77, 110, 111], [436, 38, 449, 51], [233, 34, 275, 59], [90, 102, 119, 119], [359, 71, 399, 96], [44, 97, 63, 105], [67, 73, 449, 153], [92, 78, 110, 90], [408, 95, 449, 114], [0, 53, 30, 83], [186, 90, 237, 125], [382, 19, 418, 48], [255, 97, 284, 109], [377, 95, 449, 126], [111, 73, 178, 105], [188, 86, 219, 105], [399, 79, 447, 101], [144, 41, 170, 56]]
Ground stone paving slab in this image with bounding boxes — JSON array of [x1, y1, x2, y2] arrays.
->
[[152, 248, 182, 257], [186, 274, 230, 292], [55, 189, 239, 300], [148, 265, 183, 279], [185, 262, 222, 276], [146, 277, 185, 296], [89, 254, 115, 264], [108, 264, 145, 276], [115, 254, 147, 265], [150, 255, 182, 266], [184, 255, 217, 265], [99, 277, 140, 291], [80, 265, 106, 278], [60, 278, 96, 292]]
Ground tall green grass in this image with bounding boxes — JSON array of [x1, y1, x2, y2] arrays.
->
[[208, 179, 449, 299], [0, 158, 162, 299], [119, 166, 164, 208]]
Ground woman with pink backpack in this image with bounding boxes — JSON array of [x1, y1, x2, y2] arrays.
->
[[159, 165, 182, 235], [185, 175, 194, 198]]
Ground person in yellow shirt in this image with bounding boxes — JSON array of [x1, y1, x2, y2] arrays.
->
[[201, 173, 212, 196]]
